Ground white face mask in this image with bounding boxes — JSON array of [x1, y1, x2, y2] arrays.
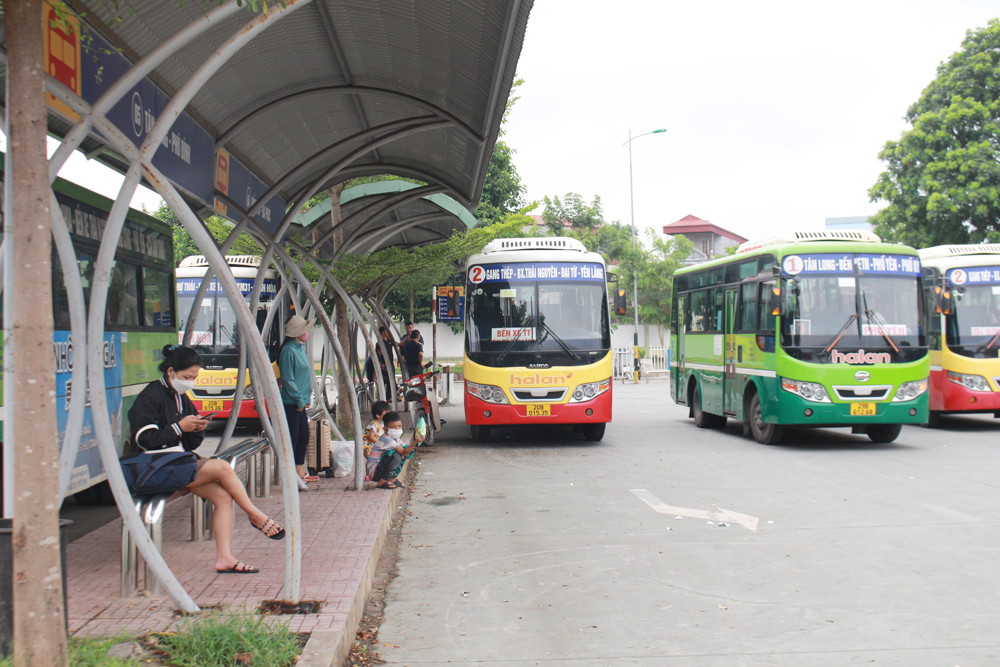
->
[[170, 374, 196, 395], [387, 428, 403, 439]]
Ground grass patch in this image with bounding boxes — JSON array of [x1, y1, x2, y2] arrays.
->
[[158, 611, 301, 667], [0, 636, 134, 667]]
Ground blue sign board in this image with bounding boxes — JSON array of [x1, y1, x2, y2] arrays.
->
[[947, 266, 1000, 286], [781, 253, 921, 277], [177, 277, 277, 300], [436, 286, 464, 321], [468, 262, 606, 284]]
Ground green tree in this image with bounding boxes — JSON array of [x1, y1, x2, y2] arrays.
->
[[869, 19, 1000, 246], [148, 202, 262, 265], [474, 78, 526, 226], [542, 192, 605, 233]]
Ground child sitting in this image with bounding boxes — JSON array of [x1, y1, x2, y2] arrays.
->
[[366, 411, 423, 489], [363, 400, 389, 459]]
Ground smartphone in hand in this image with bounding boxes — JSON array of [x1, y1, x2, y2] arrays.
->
[[200, 412, 218, 420]]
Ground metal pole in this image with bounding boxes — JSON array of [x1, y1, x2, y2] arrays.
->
[[432, 286, 438, 396], [628, 129, 639, 384]]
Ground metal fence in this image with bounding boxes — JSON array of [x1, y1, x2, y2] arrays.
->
[[613, 347, 634, 382], [646, 346, 670, 372]]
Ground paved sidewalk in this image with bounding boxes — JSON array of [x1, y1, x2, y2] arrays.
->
[[67, 466, 403, 651]]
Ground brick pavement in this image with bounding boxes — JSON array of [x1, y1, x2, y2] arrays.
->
[[67, 470, 402, 640]]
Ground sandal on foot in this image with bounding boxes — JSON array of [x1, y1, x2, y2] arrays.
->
[[375, 481, 399, 489], [216, 561, 258, 574], [252, 517, 286, 540], [302, 474, 320, 482]]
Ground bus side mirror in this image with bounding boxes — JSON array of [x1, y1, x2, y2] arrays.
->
[[933, 285, 953, 316], [614, 289, 627, 316], [767, 284, 783, 317]]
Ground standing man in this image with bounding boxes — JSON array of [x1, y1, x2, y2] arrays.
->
[[398, 321, 425, 349], [375, 325, 396, 388], [401, 329, 425, 378]]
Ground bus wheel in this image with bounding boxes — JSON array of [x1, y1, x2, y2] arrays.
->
[[692, 385, 711, 429], [471, 425, 491, 443], [749, 393, 784, 445], [865, 424, 902, 443], [582, 423, 606, 441], [922, 411, 941, 428]]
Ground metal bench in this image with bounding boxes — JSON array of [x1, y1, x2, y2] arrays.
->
[[121, 437, 274, 596], [640, 358, 671, 383]]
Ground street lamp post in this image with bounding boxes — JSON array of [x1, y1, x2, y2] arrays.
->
[[625, 128, 666, 383]]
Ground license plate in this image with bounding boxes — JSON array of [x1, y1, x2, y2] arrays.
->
[[202, 399, 224, 413], [526, 404, 550, 417], [850, 402, 876, 416]]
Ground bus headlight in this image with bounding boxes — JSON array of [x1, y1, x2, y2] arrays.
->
[[570, 378, 611, 403], [780, 377, 831, 403], [466, 381, 509, 404], [893, 378, 928, 401], [947, 372, 991, 392], [243, 385, 254, 399]]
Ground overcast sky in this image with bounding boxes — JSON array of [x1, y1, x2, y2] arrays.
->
[[33, 0, 1000, 245], [503, 0, 999, 243]]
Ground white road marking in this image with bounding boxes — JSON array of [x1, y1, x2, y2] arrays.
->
[[630, 489, 760, 531]]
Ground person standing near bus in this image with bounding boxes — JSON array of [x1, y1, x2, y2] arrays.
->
[[128, 345, 284, 574], [401, 329, 425, 378], [279, 315, 316, 483], [398, 322, 424, 348]]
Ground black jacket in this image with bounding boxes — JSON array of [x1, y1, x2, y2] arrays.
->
[[127, 377, 204, 453]]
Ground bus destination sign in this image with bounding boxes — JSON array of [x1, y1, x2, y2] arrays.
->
[[947, 266, 1000, 285], [468, 262, 606, 284], [781, 253, 921, 277]]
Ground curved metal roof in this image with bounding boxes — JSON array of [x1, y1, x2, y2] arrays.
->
[[59, 0, 531, 215]]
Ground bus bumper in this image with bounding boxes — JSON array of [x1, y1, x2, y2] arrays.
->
[[770, 393, 928, 425], [190, 397, 261, 420], [465, 393, 612, 426], [933, 372, 1000, 412]]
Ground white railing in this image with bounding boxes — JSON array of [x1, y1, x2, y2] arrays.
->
[[646, 346, 670, 372], [613, 346, 634, 382]]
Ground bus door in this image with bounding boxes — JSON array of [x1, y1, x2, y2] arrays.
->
[[676, 296, 686, 399], [723, 288, 739, 415]]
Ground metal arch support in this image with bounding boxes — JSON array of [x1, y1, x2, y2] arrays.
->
[[143, 160, 304, 602], [308, 184, 444, 255], [181, 219, 249, 346], [241, 117, 442, 218], [262, 120, 452, 225], [82, 163, 200, 613], [215, 85, 485, 150], [349, 214, 451, 254], [328, 187, 447, 262], [288, 164, 469, 210]]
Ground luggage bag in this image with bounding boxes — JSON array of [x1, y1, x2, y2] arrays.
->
[[306, 410, 334, 478]]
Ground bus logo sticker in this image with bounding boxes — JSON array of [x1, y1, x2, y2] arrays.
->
[[831, 349, 891, 364], [950, 268, 967, 285], [854, 370, 870, 382], [783, 255, 804, 275]]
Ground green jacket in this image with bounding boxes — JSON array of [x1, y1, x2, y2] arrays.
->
[[278, 340, 312, 409]]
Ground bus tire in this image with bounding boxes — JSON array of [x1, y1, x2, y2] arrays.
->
[[691, 384, 725, 429], [922, 411, 941, 428], [471, 425, 491, 443], [749, 393, 784, 445], [865, 423, 902, 443], [582, 423, 606, 441]]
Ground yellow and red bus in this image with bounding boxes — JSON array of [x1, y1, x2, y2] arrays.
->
[[918, 244, 1000, 426], [463, 238, 613, 442], [176, 255, 282, 420]]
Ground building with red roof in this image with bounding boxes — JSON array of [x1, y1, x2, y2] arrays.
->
[[662, 215, 748, 264]]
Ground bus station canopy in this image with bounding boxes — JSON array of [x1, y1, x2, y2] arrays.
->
[[44, 0, 531, 233]]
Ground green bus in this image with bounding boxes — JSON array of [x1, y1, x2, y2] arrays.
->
[[0, 156, 176, 503], [670, 231, 929, 444]]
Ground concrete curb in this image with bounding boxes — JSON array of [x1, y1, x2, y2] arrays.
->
[[297, 459, 410, 667]]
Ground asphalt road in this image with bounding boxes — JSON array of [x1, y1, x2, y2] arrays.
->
[[377, 381, 1000, 666]]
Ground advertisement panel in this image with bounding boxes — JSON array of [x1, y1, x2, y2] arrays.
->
[[436, 286, 464, 321]]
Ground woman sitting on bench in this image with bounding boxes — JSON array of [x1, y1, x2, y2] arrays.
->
[[127, 344, 285, 575]]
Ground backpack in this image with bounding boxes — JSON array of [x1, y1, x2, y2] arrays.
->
[[119, 424, 199, 495]]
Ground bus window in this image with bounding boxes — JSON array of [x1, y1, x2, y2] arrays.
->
[[106, 262, 140, 328], [738, 281, 757, 331], [703, 287, 724, 332], [759, 255, 775, 277], [53, 253, 95, 329], [143, 267, 174, 328], [758, 281, 777, 332], [688, 289, 707, 332], [740, 260, 757, 280]]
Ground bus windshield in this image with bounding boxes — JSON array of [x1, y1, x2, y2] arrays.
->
[[946, 278, 1000, 357], [780, 254, 926, 362], [466, 280, 610, 367], [176, 277, 276, 357]]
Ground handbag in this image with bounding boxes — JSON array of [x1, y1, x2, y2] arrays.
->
[[119, 425, 199, 495]]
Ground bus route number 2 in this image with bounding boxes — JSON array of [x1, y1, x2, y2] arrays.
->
[[470, 266, 485, 284]]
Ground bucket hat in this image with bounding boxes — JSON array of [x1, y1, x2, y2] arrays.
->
[[285, 315, 315, 339]]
